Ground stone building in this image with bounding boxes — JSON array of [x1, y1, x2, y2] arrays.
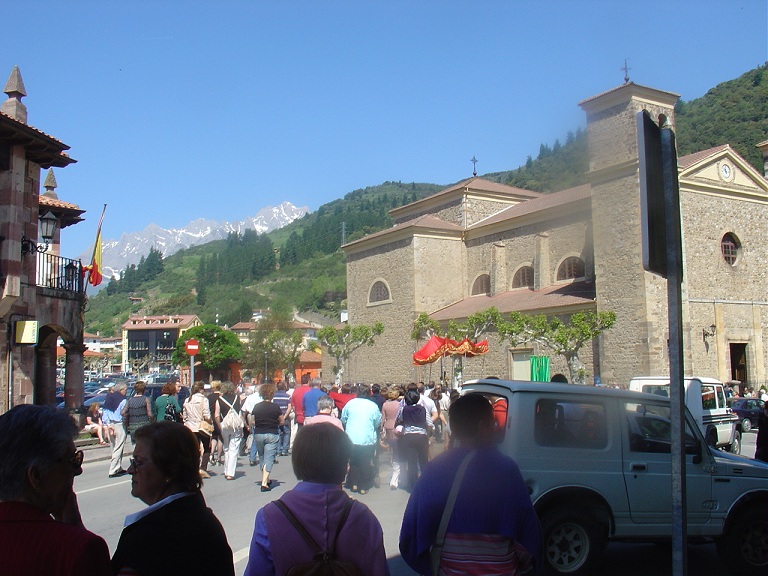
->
[[340, 81, 768, 390], [0, 66, 91, 411]]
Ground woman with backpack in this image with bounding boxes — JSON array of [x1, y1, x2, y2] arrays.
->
[[153, 381, 182, 422], [244, 423, 388, 576], [214, 381, 244, 480]]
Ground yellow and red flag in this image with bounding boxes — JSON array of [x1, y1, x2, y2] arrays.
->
[[83, 205, 106, 286]]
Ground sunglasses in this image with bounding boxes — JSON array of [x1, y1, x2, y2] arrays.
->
[[59, 450, 84, 468]]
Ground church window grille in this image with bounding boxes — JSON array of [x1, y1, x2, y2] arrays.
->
[[369, 280, 390, 303], [721, 233, 740, 266], [557, 257, 585, 281], [512, 266, 534, 288], [471, 274, 491, 295]]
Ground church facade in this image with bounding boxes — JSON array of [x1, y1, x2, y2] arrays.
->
[[340, 82, 768, 390]]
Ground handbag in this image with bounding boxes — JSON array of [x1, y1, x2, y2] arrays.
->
[[197, 396, 214, 436], [430, 450, 533, 576]]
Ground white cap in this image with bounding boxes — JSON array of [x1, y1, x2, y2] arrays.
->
[[761, 393, 768, 402]]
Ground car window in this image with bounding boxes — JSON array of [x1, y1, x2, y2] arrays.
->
[[701, 385, 717, 410], [535, 399, 607, 449], [624, 402, 697, 454], [715, 386, 726, 410]]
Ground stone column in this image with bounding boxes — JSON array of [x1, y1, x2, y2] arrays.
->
[[34, 344, 57, 405], [63, 342, 86, 410]]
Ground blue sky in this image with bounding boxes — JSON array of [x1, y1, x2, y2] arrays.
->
[[2, 1, 766, 258]]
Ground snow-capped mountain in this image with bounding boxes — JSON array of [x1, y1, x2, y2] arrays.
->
[[85, 201, 308, 280]]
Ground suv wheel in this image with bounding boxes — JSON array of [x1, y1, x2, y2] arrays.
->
[[541, 507, 605, 575], [729, 430, 741, 454], [741, 417, 752, 433], [717, 508, 768, 575]]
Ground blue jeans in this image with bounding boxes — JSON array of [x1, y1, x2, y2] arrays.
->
[[251, 432, 279, 473], [278, 422, 291, 455]]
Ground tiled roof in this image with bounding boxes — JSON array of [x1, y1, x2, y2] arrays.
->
[[123, 315, 200, 330], [343, 214, 463, 248], [231, 322, 257, 331], [391, 177, 542, 217], [677, 145, 730, 168], [40, 195, 83, 212], [299, 350, 322, 363], [469, 184, 591, 229], [429, 282, 596, 321], [0, 111, 76, 168]]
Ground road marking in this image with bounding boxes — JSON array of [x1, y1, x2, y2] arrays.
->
[[76, 480, 131, 494]]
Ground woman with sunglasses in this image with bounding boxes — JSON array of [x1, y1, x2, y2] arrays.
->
[[0, 404, 111, 576], [111, 420, 234, 576]]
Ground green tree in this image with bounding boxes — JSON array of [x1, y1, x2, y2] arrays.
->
[[498, 310, 616, 384], [172, 324, 243, 371], [317, 321, 384, 383], [411, 312, 441, 341]]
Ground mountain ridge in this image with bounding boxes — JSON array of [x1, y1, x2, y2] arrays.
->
[[84, 201, 308, 279]]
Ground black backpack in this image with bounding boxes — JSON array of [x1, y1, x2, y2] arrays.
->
[[273, 499, 362, 576], [164, 397, 179, 422]]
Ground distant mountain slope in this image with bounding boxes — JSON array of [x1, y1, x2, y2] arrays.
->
[[86, 201, 307, 279]]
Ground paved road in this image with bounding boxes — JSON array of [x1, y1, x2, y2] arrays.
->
[[76, 431, 757, 575]]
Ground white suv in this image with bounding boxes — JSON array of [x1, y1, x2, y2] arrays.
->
[[461, 379, 768, 576]]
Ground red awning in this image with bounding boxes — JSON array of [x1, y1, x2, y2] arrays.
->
[[412, 336, 489, 365]]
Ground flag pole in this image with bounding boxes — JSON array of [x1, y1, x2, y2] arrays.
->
[[83, 204, 107, 296]]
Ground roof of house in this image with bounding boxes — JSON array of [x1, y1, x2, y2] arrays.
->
[[677, 144, 731, 169], [0, 111, 76, 168], [429, 281, 596, 321], [122, 315, 200, 330]]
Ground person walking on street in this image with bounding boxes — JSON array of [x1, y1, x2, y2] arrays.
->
[[122, 380, 153, 444], [400, 393, 541, 575], [290, 373, 312, 430], [341, 385, 382, 495], [183, 381, 213, 479], [248, 383, 284, 492], [273, 381, 293, 456], [214, 381, 244, 480], [103, 383, 129, 478]]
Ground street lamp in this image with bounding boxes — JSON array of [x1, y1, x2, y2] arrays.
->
[[21, 211, 57, 255], [264, 349, 268, 384]]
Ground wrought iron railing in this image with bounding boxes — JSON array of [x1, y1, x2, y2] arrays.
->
[[35, 252, 84, 293]]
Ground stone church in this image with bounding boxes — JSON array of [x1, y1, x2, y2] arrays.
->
[[339, 81, 768, 389]]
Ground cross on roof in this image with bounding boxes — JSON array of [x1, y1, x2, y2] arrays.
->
[[470, 155, 478, 176], [622, 59, 631, 83]]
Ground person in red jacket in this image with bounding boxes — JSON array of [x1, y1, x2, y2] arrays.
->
[[290, 373, 313, 427], [0, 404, 112, 576]]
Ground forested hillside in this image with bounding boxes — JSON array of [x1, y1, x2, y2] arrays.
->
[[85, 65, 767, 337]]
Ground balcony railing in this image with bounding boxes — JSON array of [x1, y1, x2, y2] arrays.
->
[[36, 253, 85, 294]]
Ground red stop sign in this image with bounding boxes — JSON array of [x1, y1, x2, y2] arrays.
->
[[185, 339, 200, 355]]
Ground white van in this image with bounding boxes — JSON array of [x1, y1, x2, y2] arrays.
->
[[629, 376, 740, 453]]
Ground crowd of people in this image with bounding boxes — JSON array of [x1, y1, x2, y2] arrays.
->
[[0, 377, 549, 575]]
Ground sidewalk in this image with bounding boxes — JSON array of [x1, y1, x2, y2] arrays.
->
[[77, 435, 134, 463]]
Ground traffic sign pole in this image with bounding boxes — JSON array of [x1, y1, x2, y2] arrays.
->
[[185, 339, 200, 385]]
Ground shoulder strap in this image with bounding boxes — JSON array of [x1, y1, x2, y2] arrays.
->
[[273, 497, 354, 556], [431, 450, 476, 576], [220, 395, 237, 412]]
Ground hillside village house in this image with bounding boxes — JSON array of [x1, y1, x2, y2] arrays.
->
[[231, 319, 323, 382], [0, 66, 93, 412], [121, 314, 202, 375], [340, 81, 768, 391]]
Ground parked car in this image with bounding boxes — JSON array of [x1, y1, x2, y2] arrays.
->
[[730, 397, 765, 433], [628, 376, 740, 453], [460, 378, 768, 576]]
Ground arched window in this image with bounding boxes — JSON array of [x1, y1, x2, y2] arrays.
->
[[557, 257, 585, 281], [368, 280, 391, 304], [471, 274, 491, 295], [512, 266, 534, 288], [721, 233, 740, 266]]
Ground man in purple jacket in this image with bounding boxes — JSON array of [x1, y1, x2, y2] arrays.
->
[[245, 422, 389, 576], [399, 393, 541, 575]]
